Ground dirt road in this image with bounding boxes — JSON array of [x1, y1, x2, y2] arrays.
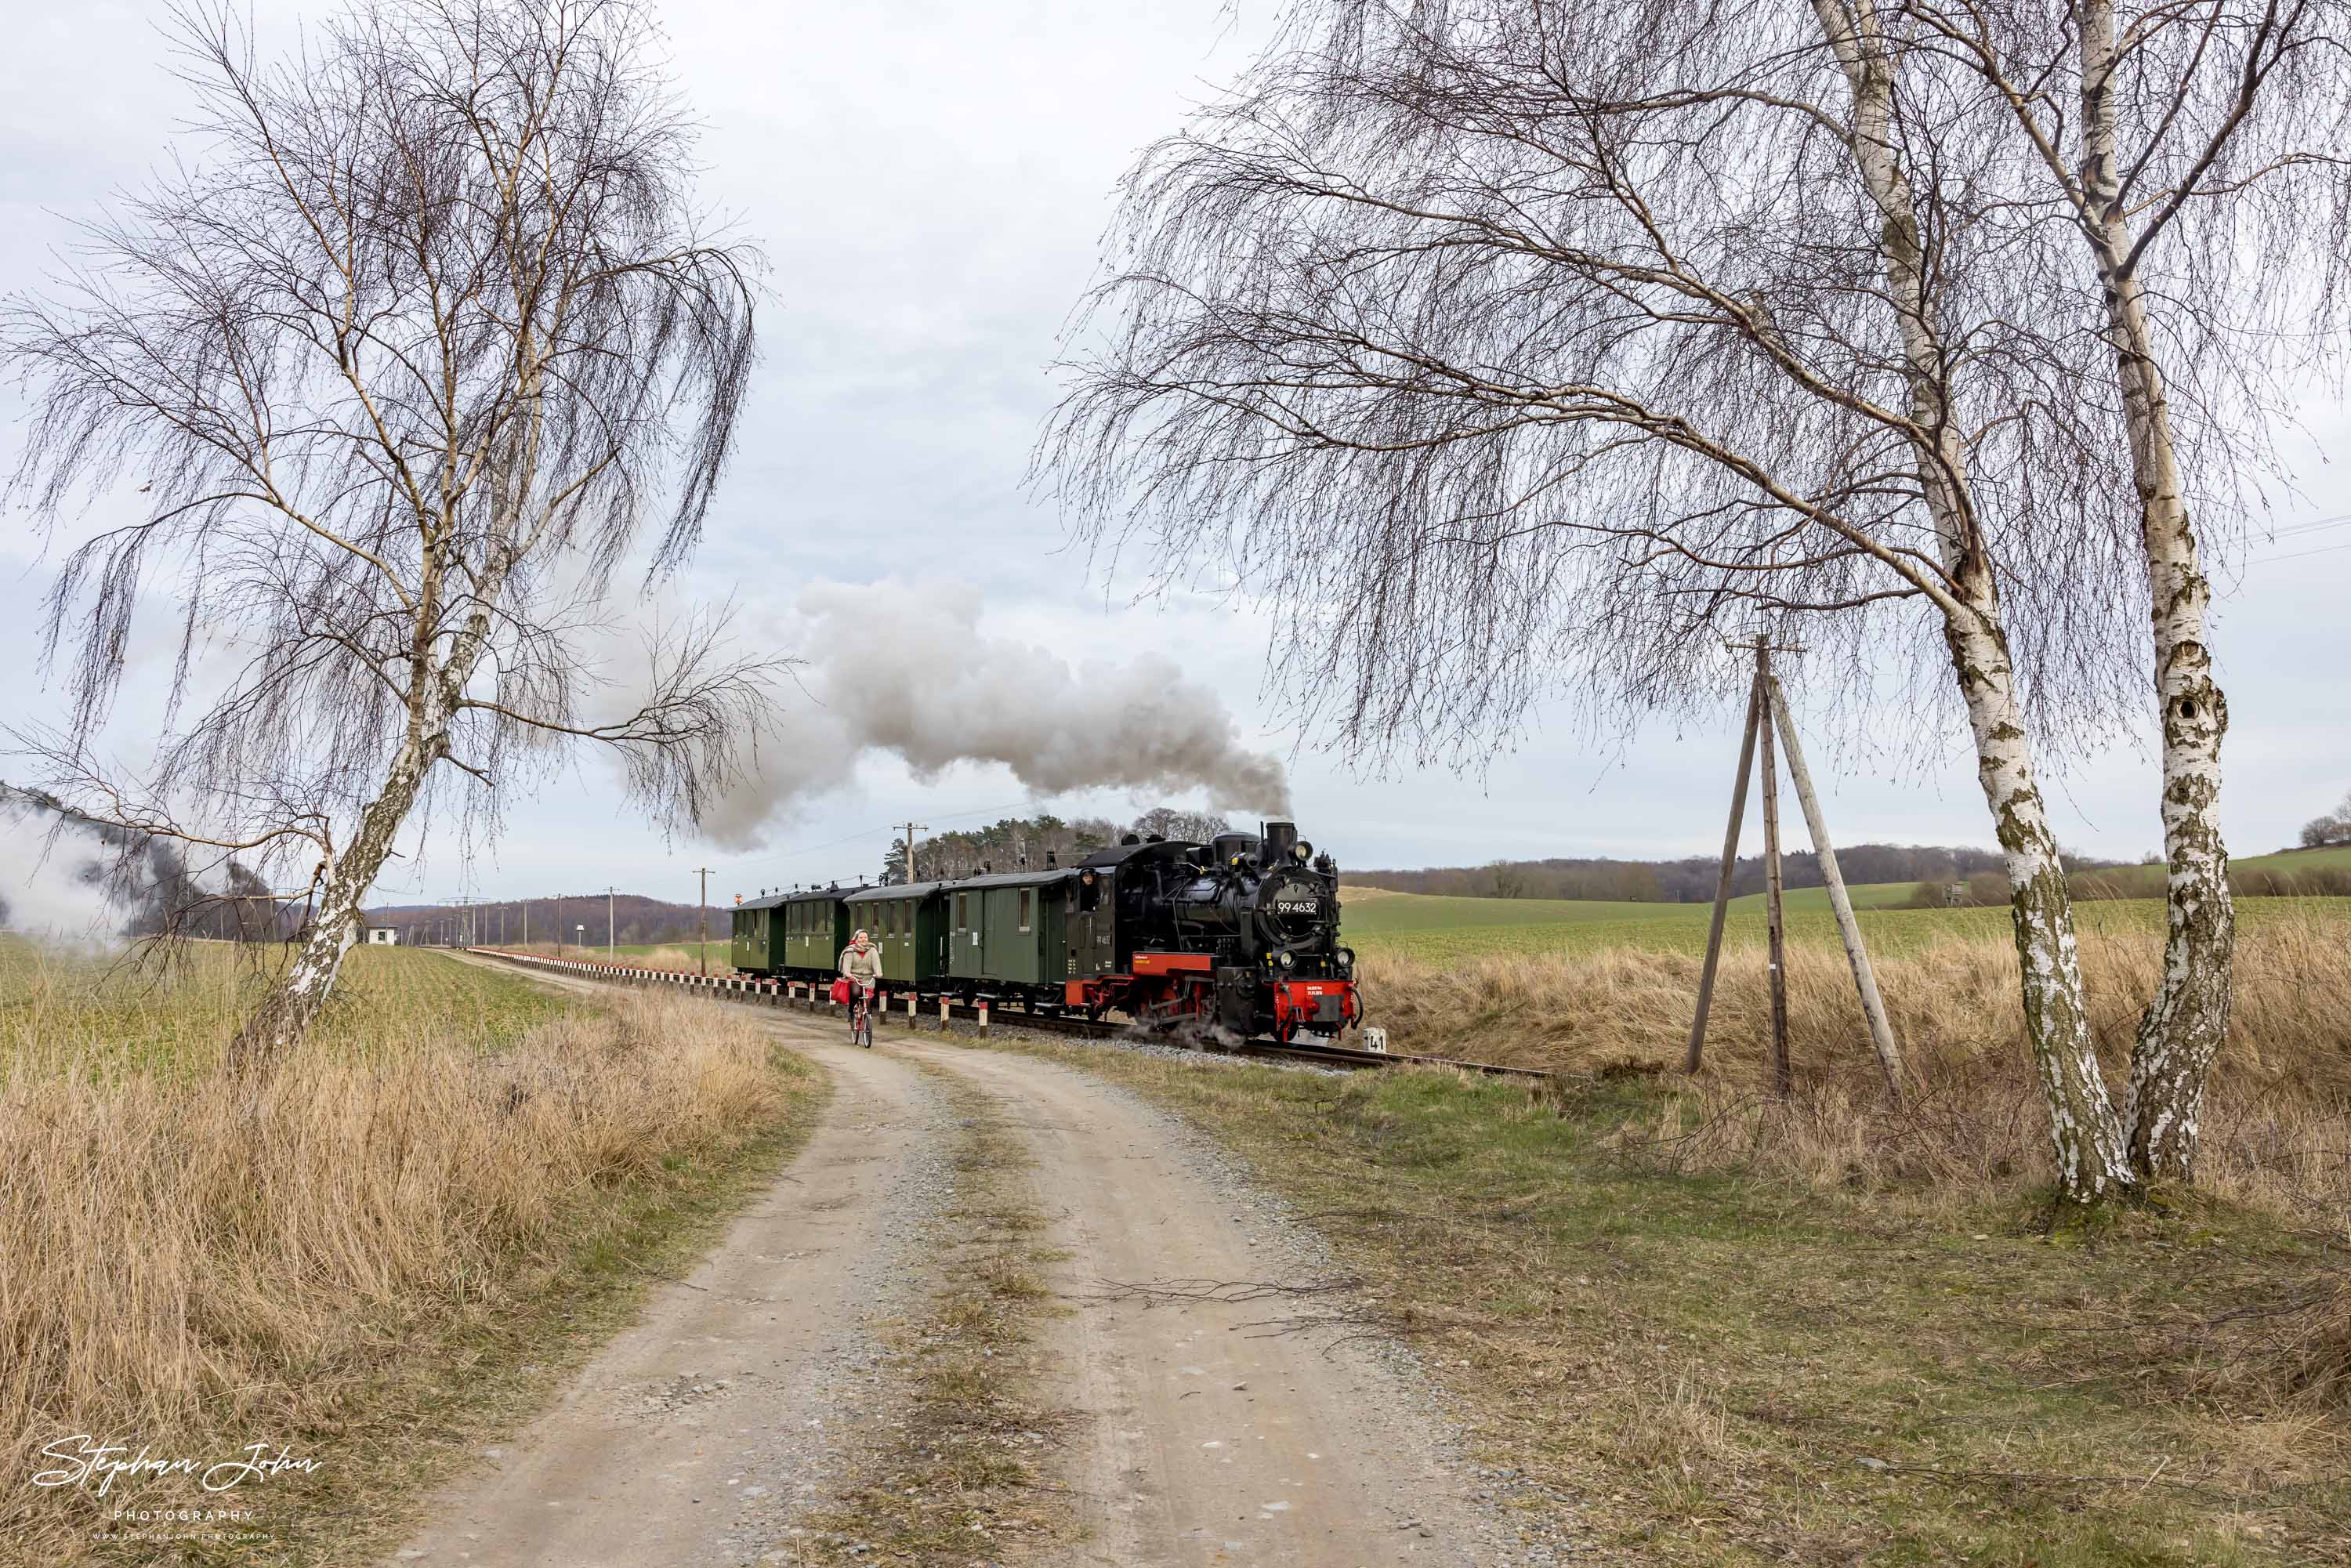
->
[[389, 986, 1503, 1566]]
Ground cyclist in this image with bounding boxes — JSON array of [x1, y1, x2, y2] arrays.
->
[[839, 928, 882, 1046]]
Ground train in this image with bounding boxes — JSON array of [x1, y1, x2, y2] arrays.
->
[[729, 818, 1361, 1042]]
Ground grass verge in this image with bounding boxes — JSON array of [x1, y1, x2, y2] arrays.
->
[[2, 945, 827, 1566], [1353, 907, 2351, 1226], [963, 1035, 2349, 1566], [792, 1059, 1078, 1565]]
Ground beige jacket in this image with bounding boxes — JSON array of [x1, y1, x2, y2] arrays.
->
[[839, 941, 882, 987]]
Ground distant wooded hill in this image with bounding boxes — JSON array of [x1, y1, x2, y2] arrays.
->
[[1347, 843, 2128, 904], [361, 892, 712, 947]]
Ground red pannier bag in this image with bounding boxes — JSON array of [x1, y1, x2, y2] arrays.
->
[[829, 977, 853, 1005]]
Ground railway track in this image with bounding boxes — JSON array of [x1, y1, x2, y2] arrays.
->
[[459, 947, 1550, 1081]]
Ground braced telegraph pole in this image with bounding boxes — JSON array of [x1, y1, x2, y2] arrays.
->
[[696, 867, 712, 975], [1686, 672, 1763, 1074], [1686, 637, 1902, 1099], [1756, 644, 1791, 1097], [1764, 672, 1904, 1095]]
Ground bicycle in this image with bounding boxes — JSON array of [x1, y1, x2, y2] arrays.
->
[[849, 983, 875, 1048]]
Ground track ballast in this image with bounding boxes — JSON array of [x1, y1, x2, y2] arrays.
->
[[458, 947, 1549, 1081]]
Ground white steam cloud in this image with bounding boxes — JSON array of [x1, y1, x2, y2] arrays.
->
[[699, 578, 1291, 849], [0, 803, 122, 942]]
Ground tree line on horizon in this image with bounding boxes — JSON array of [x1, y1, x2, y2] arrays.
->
[[1346, 842, 2099, 904]]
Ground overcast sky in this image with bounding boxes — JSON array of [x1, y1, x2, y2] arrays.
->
[[2, 2, 2344, 914]]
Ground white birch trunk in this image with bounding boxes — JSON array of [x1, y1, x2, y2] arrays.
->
[[227, 719, 446, 1068], [1813, 0, 2134, 1200], [1943, 594, 2136, 1199], [2077, 0, 2237, 1182]]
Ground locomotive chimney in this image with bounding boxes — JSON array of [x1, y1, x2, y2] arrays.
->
[[1262, 820, 1299, 861]]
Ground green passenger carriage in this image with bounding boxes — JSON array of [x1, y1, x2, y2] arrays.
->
[[732, 884, 866, 981], [842, 881, 951, 990]]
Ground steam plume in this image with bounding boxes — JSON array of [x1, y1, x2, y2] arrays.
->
[[0, 800, 122, 941], [697, 579, 1290, 849]]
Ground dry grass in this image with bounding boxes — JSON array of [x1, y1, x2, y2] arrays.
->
[[1360, 908, 2351, 1222], [623, 943, 711, 970], [0, 941, 814, 1564]]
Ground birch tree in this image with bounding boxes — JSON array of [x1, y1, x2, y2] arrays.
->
[[1042, 0, 2160, 1199], [3, 0, 770, 1064], [1898, 0, 2351, 1179]]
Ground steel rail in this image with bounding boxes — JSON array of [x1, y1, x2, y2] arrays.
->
[[456, 947, 1549, 1081]]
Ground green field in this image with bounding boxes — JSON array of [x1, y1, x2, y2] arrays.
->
[[1727, 878, 1922, 911], [1, 936, 570, 1068], [1342, 885, 2351, 963], [2072, 842, 2351, 896]]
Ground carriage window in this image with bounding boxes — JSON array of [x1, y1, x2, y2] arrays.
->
[[1018, 889, 1031, 932], [955, 891, 969, 929]]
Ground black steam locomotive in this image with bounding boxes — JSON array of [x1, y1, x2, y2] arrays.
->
[[730, 818, 1360, 1042]]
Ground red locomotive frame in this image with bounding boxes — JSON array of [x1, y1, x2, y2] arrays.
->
[[1065, 950, 1360, 1042]]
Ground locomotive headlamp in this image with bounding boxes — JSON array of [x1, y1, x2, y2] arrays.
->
[[1337, 947, 1355, 976], [1278, 950, 1295, 969], [1293, 841, 1312, 860]]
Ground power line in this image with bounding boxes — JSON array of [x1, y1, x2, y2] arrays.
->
[[2247, 541, 2351, 566], [2265, 513, 2351, 541]]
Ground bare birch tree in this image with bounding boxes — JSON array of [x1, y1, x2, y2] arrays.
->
[[1896, 0, 2351, 1179], [1041, 0, 2167, 1199], [3, 0, 771, 1063]]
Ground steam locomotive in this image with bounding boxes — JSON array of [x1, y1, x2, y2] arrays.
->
[[729, 818, 1360, 1042]]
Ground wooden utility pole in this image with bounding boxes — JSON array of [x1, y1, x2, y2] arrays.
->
[[606, 885, 616, 954], [1685, 674, 1763, 1074], [897, 822, 927, 885], [1764, 674, 1905, 1097], [1756, 646, 1791, 1097], [696, 867, 712, 976]]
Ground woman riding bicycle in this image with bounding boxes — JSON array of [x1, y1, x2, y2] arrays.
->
[[839, 929, 882, 1046]]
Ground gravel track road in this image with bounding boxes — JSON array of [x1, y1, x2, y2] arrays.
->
[[390, 968, 1518, 1566]]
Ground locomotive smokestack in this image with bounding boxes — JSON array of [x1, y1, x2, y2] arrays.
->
[[1262, 820, 1298, 862]]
